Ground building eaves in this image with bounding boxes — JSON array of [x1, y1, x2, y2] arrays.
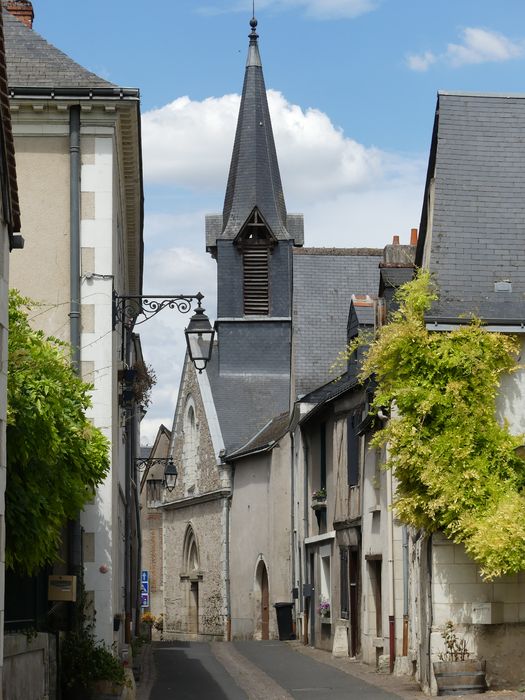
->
[[226, 411, 290, 461], [294, 247, 383, 257]]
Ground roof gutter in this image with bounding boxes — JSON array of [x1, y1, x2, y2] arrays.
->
[[426, 318, 525, 332], [9, 86, 140, 100]]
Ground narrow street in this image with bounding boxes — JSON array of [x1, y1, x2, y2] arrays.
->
[[137, 640, 426, 700]]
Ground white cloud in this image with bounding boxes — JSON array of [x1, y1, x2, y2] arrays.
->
[[406, 51, 436, 73], [142, 95, 237, 188], [198, 0, 377, 20], [447, 27, 524, 67], [143, 90, 418, 202], [407, 27, 524, 72]]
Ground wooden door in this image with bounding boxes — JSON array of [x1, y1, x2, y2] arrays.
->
[[261, 565, 269, 640], [349, 548, 360, 656]]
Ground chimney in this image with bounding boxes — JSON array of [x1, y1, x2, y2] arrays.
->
[[410, 228, 418, 245], [392, 235, 400, 245], [4, 0, 34, 28]]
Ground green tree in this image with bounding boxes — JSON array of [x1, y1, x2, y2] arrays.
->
[[353, 271, 525, 580], [6, 291, 110, 576]]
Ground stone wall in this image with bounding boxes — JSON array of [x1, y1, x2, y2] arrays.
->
[[3, 633, 55, 700]]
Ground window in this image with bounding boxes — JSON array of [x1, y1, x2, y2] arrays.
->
[[182, 398, 198, 493], [340, 547, 349, 620], [347, 411, 361, 487]]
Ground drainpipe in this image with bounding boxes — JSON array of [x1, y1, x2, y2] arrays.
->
[[290, 432, 296, 634], [386, 458, 395, 673], [124, 331, 132, 642], [402, 526, 409, 656], [223, 461, 232, 640], [69, 105, 82, 592]]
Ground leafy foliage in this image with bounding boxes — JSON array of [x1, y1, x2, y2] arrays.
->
[[355, 271, 525, 580], [61, 584, 127, 693], [6, 291, 110, 575]]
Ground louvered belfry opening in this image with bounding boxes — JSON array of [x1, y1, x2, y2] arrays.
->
[[238, 209, 274, 316]]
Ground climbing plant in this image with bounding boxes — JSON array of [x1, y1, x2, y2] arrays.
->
[[6, 291, 110, 576], [353, 270, 525, 580]]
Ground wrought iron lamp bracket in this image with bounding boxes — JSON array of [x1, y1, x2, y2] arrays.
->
[[112, 291, 204, 330]]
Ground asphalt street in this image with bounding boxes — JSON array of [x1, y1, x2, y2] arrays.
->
[[140, 640, 411, 700]]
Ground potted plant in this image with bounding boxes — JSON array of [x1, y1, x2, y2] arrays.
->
[[318, 595, 331, 622], [432, 621, 486, 696], [311, 488, 327, 511], [140, 611, 155, 641]]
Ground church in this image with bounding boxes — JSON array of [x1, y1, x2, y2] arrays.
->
[[150, 15, 385, 644]]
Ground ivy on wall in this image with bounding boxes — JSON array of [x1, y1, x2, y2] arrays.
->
[[355, 271, 525, 580], [6, 291, 110, 576]]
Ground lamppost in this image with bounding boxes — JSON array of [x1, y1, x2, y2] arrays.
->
[[135, 456, 178, 493], [112, 290, 215, 373], [113, 289, 214, 642]]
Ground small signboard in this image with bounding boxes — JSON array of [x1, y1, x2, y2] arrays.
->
[[48, 575, 77, 602], [141, 570, 150, 607]]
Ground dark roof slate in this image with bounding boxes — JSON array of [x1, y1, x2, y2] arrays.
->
[[206, 348, 290, 454], [227, 411, 290, 459], [3, 9, 115, 88], [0, 7, 20, 236], [293, 249, 382, 398], [219, 20, 291, 243], [416, 92, 525, 322]]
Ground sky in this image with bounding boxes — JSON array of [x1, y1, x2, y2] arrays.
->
[[30, 0, 525, 444]]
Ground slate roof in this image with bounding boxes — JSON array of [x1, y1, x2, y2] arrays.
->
[[293, 248, 382, 398], [0, 6, 20, 238], [227, 411, 290, 459], [416, 92, 525, 323], [216, 19, 292, 243], [3, 8, 115, 88], [206, 350, 290, 454]]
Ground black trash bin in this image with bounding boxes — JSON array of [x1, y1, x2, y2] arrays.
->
[[274, 602, 294, 641]]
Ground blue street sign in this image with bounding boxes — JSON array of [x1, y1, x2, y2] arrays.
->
[[141, 580, 149, 595], [141, 570, 149, 584], [141, 592, 149, 608]]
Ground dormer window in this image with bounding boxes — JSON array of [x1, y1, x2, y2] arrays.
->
[[236, 208, 275, 316]]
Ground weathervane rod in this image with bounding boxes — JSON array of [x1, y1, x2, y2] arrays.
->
[[252, 0, 255, 18]]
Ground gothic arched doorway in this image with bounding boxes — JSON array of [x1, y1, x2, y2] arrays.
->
[[255, 559, 269, 640], [183, 525, 200, 634]]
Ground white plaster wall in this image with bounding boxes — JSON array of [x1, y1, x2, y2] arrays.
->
[[79, 134, 120, 646], [360, 442, 406, 667], [9, 135, 70, 341], [229, 440, 293, 640]]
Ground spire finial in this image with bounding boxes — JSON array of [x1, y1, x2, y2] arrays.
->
[[249, 3, 258, 42]]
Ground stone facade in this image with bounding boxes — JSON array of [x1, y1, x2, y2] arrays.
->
[[162, 357, 229, 640]]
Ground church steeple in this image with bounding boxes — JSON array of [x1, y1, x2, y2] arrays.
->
[[221, 16, 289, 240]]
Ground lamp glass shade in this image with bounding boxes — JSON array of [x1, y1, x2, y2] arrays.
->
[[163, 459, 178, 493], [185, 306, 215, 372]]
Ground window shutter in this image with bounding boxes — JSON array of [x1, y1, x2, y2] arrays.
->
[[347, 414, 359, 487], [340, 547, 349, 620], [243, 245, 269, 315]]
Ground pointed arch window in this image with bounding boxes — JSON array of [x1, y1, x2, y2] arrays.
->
[[236, 208, 275, 316]]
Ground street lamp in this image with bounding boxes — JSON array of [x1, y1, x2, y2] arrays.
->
[[112, 290, 214, 373], [162, 458, 178, 493], [135, 456, 178, 493], [184, 301, 215, 373]]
